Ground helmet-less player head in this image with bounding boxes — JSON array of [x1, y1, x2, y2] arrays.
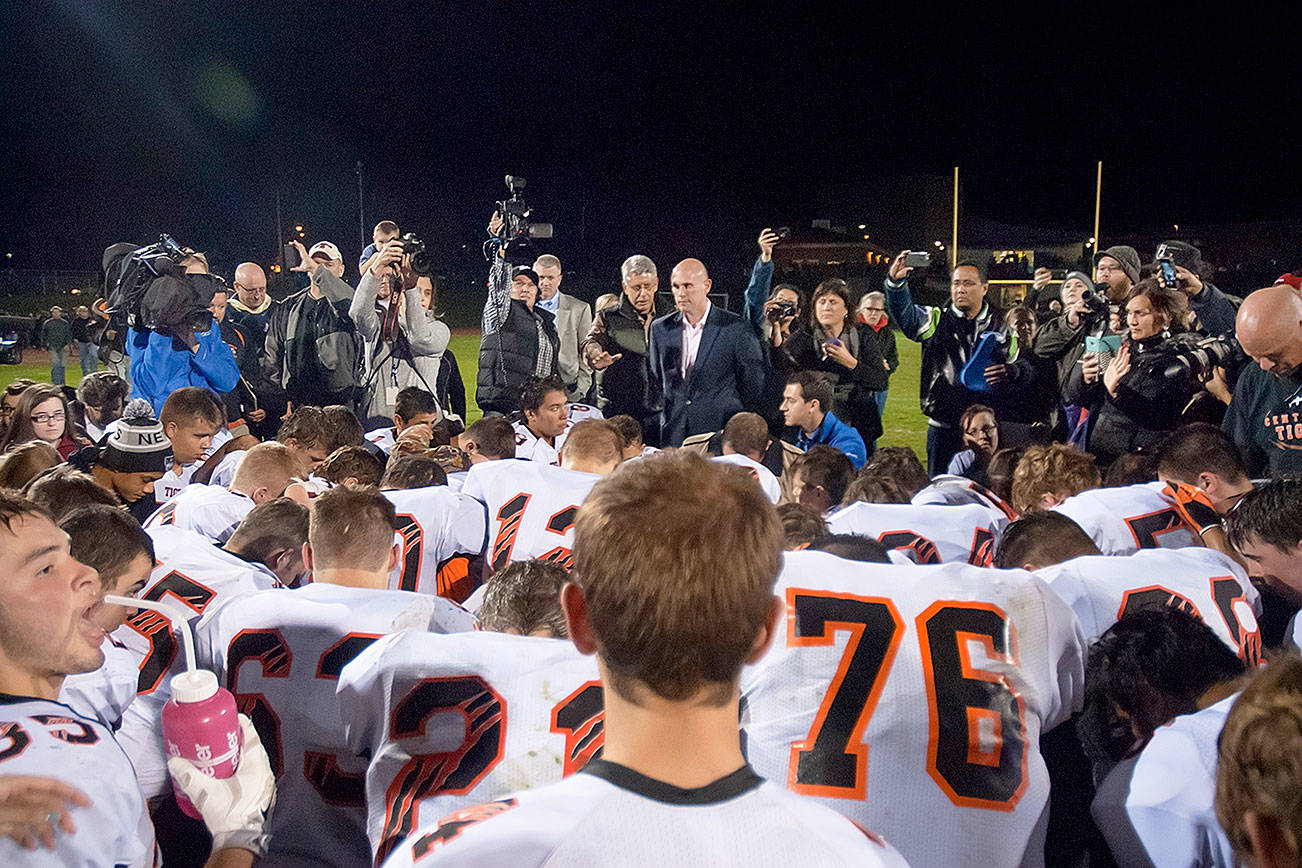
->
[[0, 493, 103, 697], [479, 559, 569, 638], [1010, 443, 1101, 514], [559, 420, 624, 476], [993, 512, 1101, 571], [565, 450, 783, 707], [305, 486, 401, 588]]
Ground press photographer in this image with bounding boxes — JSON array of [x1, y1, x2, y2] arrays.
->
[[103, 236, 239, 413], [1064, 279, 1219, 466], [350, 233, 450, 426], [476, 192, 560, 416]]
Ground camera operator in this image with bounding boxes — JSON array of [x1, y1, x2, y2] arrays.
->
[[475, 211, 560, 416], [126, 253, 240, 414], [1152, 240, 1238, 335], [774, 278, 887, 451], [1064, 279, 1210, 466], [350, 237, 450, 427], [261, 241, 361, 410], [582, 254, 659, 438]]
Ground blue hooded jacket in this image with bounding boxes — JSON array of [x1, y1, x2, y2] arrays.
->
[[128, 325, 240, 414]]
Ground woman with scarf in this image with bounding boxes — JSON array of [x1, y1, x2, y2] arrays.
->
[[778, 278, 888, 451]]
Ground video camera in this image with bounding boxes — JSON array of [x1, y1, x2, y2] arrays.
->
[[103, 234, 214, 345], [487, 175, 554, 263]]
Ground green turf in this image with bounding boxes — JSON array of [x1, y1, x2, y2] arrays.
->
[[10, 334, 931, 460]]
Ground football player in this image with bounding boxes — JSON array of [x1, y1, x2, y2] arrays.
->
[[384, 450, 907, 866], [116, 498, 309, 800], [195, 486, 476, 866], [0, 492, 273, 867], [209, 405, 333, 488], [382, 459, 487, 600], [56, 505, 154, 729], [512, 375, 570, 464], [145, 441, 297, 542], [155, 387, 227, 505], [827, 498, 1002, 565], [462, 420, 623, 574], [790, 445, 855, 515], [1215, 656, 1302, 867], [1155, 422, 1256, 514], [742, 551, 1086, 867], [366, 387, 443, 455], [338, 559, 602, 863], [1086, 609, 1248, 867], [714, 411, 781, 504]]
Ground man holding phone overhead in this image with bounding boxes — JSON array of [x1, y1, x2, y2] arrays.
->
[[885, 250, 1031, 474]]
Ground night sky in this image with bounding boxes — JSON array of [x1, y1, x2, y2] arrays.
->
[[3, 1, 1299, 290]]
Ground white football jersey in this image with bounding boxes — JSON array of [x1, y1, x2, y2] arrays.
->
[[381, 761, 908, 868], [1035, 548, 1261, 663], [113, 526, 282, 799], [826, 501, 1000, 565], [511, 420, 561, 465], [713, 453, 782, 504], [196, 583, 477, 868], [461, 460, 602, 572], [338, 630, 603, 864], [1091, 693, 1239, 868], [144, 483, 254, 543], [368, 426, 398, 454], [384, 486, 488, 596], [59, 635, 141, 730], [0, 696, 156, 868], [742, 552, 1087, 868], [567, 402, 603, 423], [913, 475, 1019, 526], [208, 448, 244, 488], [154, 428, 233, 504], [1052, 481, 1199, 555]]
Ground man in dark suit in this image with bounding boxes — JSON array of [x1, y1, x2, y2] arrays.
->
[[649, 258, 765, 446]]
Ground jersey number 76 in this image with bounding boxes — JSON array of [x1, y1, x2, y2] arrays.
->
[[786, 588, 1027, 811]]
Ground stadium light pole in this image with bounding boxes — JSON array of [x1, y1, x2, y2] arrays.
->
[[950, 166, 959, 271], [356, 160, 366, 249], [1093, 161, 1102, 256]]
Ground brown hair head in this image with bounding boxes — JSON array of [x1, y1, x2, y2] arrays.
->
[[0, 441, 61, 490], [571, 451, 782, 705], [1216, 655, 1302, 861], [317, 446, 385, 487], [1010, 443, 1101, 514], [60, 505, 154, 592], [0, 385, 70, 454], [479, 559, 569, 638], [723, 412, 770, 459], [308, 485, 396, 572], [23, 466, 120, 520]]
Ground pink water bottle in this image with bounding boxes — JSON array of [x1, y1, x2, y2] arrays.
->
[[161, 669, 242, 818]]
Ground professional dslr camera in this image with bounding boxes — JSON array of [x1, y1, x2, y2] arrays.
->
[[487, 175, 554, 263], [1160, 333, 1245, 381], [394, 233, 435, 277]]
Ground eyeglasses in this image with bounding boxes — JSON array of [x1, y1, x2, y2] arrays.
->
[[966, 425, 998, 436], [31, 411, 65, 424], [863, 307, 886, 313]]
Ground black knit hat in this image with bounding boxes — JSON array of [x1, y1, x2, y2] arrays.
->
[[100, 399, 172, 474], [511, 266, 540, 288], [1155, 240, 1202, 272]]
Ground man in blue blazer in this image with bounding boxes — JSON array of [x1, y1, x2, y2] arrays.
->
[[649, 259, 765, 446]]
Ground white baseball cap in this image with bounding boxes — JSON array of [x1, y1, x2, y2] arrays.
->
[[308, 241, 343, 262]]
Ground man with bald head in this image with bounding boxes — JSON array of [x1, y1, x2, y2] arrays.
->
[[1223, 285, 1302, 476], [227, 262, 285, 437], [648, 258, 763, 445]]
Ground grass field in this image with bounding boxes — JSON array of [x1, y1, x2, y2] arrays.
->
[[13, 333, 931, 458]]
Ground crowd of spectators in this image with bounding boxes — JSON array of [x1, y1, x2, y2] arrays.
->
[[3, 214, 1302, 868]]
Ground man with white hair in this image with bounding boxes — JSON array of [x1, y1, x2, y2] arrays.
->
[[533, 254, 593, 402], [582, 254, 660, 439]]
